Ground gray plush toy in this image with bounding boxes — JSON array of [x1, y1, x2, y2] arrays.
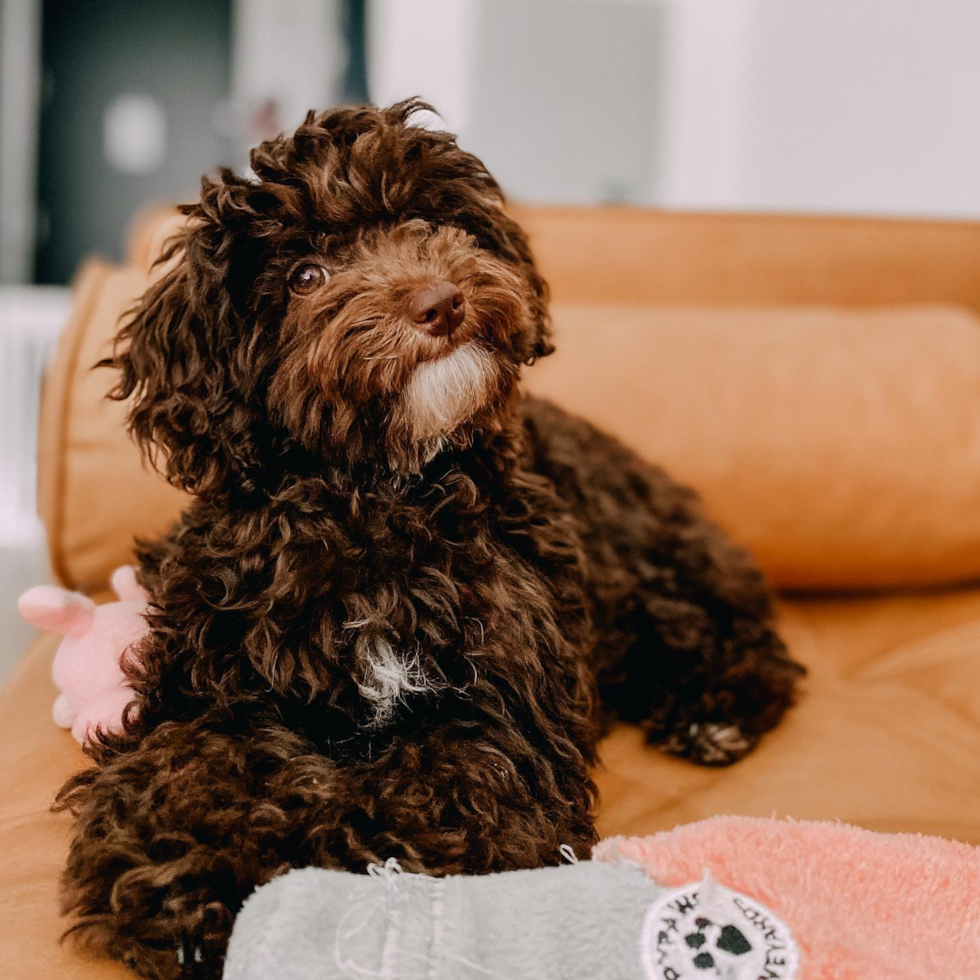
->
[[224, 856, 800, 980]]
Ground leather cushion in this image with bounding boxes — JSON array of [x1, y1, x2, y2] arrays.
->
[[528, 302, 980, 589], [39, 254, 980, 591]]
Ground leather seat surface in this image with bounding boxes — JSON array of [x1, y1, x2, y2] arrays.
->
[[4, 585, 980, 979]]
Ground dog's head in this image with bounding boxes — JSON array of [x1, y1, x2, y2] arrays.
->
[[111, 99, 551, 494]]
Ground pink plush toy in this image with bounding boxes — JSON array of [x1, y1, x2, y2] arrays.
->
[[595, 816, 980, 980], [18, 565, 149, 745]]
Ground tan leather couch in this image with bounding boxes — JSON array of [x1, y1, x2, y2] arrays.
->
[[3, 206, 980, 979]]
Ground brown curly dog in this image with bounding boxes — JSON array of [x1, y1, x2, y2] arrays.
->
[[56, 99, 803, 979]]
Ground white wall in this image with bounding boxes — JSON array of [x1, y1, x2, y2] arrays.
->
[[658, 0, 753, 209], [0, 0, 42, 282], [368, 0, 980, 218], [231, 0, 346, 164], [661, 0, 980, 217], [368, 0, 668, 205], [367, 0, 477, 135]]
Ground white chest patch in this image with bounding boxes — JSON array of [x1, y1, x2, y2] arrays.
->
[[352, 633, 435, 726], [641, 875, 799, 980], [401, 343, 496, 443]]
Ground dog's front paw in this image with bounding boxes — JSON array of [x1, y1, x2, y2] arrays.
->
[[174, 927, 222, 980], [661, 721, 759, 766], [166, 896, 232, 980], [85, 883, 233, 980]]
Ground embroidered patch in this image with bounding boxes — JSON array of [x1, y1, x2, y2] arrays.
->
[[641, 874, 799, 980]]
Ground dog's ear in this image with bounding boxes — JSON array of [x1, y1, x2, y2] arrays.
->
[[504, 217, 554, 363], [105, 171, 288, 496], [469, 201, 554, 363]]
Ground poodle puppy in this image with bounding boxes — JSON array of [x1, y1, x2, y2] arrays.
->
[[57, 100, 803, 979]]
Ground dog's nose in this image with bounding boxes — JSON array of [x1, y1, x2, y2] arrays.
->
[[405, 281, 466, 337]]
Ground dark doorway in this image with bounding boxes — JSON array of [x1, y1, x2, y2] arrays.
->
[[34, 0, 232, 283]]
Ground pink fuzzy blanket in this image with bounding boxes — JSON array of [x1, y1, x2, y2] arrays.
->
[[594, 815, 980, 980]]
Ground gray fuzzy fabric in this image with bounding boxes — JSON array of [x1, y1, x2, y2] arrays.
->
[[225, 859, 664, 980]]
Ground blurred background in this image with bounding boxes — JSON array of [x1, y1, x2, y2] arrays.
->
[[1, 0, 980, 677]]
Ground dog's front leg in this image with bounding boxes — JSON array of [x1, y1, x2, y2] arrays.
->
[[58, 719, 323, 980], [304, 720, 599, 876]]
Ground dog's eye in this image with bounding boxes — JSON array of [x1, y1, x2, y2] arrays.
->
[[289, 264, 329, 296]]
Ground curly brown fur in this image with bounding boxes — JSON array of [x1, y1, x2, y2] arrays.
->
[[56, 100, 803, 979]]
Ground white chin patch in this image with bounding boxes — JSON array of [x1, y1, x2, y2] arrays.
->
[[401, 343, 496, 443]]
